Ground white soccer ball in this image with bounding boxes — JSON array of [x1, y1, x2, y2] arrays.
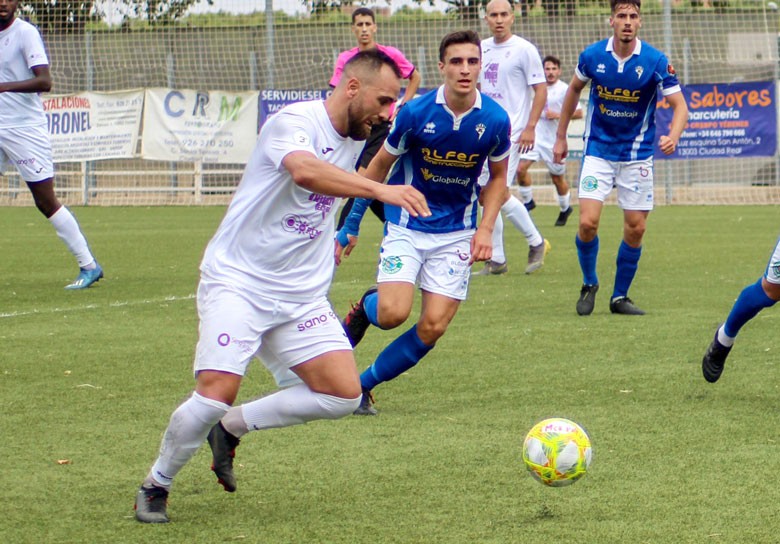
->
[[522, 418, 593, 487]]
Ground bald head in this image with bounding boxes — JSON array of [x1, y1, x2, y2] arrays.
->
[[485, 0, 515, 43]]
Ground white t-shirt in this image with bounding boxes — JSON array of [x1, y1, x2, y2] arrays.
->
[[199, 100, 364, 302], [0, 18, 48, 128], [479, 35, 545, 140], [536, 79, 583, 149]]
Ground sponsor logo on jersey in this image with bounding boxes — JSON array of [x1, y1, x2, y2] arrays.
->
[[421, 147, 480, 168], [581, 176, 598, 192], [484, 62, 499, 86], [309, 193, 335, 218], [596, 85, 641, 103], [321, 146, 334, 155], [598, 104, 640, 118], [424, 122, 436, 134], [421, 168, 469, 186], [381, 255, 403, 274], [596, 63, 606, 74], [282, 214, 322, 239]]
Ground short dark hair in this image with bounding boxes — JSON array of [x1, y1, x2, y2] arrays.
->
[[610, 0, 641, 13], [343, 49, 402, 80], [351, 7, 375, 23], [543, 55, 561, 67], [439, 30, 481, 62]]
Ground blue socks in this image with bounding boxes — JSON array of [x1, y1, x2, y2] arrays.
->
[[363, 291, 380, 328], [613, 240, 642, 299], [723, 278, 776, 338], [575, 235, 599, 286], [360, 325, 434, 391]]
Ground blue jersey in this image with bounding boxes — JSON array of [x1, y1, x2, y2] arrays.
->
[[383, 86, 511, 234], [577, 38, 681, 161]]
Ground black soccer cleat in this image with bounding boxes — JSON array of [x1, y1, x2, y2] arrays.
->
[[609, 296, 646, 316], [207, 422, 241, 493], [134, 484, 170, 523], [353, 388, 378, 416], [524, 199, 536, 211], [576, 284, 599, 316], [702, 332, 732, 383], [555, 207, 573, 227], [342, 287, 377, 347]]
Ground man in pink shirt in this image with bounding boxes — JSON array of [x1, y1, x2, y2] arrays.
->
[[333, 7, 422, 229]]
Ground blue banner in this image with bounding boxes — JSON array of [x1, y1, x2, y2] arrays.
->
[[656, 81, 776, 160]]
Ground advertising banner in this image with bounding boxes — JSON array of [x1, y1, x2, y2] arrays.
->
[[259, 89, 331, 126], [142, 89, 258, 164], [656, 81, 776, 160], [43, 90, 143, 162]]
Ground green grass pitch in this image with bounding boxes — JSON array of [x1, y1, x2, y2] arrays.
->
[[1, 204, 778, 543]]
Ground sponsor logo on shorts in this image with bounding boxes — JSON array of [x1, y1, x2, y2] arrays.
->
[[296, 310, 338, 332], [381, 255, 403, 274], [581, 176, 598, 192], [639, 166, 650, 178], [455, 249, 470, 261], [282, 214, 322, 239], [216, 333, 254, 354], [770, 260, 780, 277], [15, 157, 37, 166]]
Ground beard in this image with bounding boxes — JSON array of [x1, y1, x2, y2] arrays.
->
[[347, 102, 372, 140]]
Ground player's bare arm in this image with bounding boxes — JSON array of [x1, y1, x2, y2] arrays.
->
[[553, 76, 587, 163], [472, 157, 509, 264], [518, 82, 547, 153], [0, 65, 52, 93], [658, 91, 689, 155], [399, 68, 422, 109]]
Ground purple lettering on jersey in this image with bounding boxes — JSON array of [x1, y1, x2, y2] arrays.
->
[[484, 63, 499, 86], [309, 193, 335, 218], [282, 214, 322, 240]]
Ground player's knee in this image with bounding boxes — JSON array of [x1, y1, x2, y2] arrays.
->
[[377, 303, 410, 329], [315, 392, 362, 419], [416, 320, 448, 344]]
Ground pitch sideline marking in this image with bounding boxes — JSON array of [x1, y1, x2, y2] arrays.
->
[[0, 293, 196, 320]]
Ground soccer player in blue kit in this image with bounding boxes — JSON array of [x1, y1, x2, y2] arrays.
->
[[553, 0, 689, 316], [336, 30, 512, 415]]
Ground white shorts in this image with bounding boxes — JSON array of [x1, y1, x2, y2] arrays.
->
[[193, 280, 352, 388], [377, 222, 473, 301], [766, 235, 780, 285], [0, 123, 54, 182], [477, 142, 522, 187], [578, 155, 654, 211], [519, 145, 566, 176]]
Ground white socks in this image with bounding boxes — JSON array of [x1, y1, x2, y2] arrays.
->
[[490, 213, 506, 264], [558, 191, 571, 212], [717, 325, 735, 347], [502, 196, 542, 247], [48, 206, 95, 269], [147, 392, 230, 489], [518, 186, 533, 204], [223, 384, 360, 437]]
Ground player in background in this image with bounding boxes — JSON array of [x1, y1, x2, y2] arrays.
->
[[332, 7, 422, 230], [517, 55, 583, 227], [702, 235, 780, 383], [336, 30, 512, 415], [133, 51, 430, 523], [0, 0, 102, 289], [553, 0, 688, 316], [475, 0, 550, 276]]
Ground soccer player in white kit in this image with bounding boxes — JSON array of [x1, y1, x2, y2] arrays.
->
[[133, 51, 429, 524], [702, 235, 780, 383], [517, 55, 583, 227], [0, 0, 102, 289], [475, 0, 550, 275]]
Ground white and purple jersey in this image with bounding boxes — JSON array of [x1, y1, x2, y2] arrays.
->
[[382, 86, 511, 234], [576, 37, 681, 161], [199, 100, 363, 302], [0, 18, 49, 129]]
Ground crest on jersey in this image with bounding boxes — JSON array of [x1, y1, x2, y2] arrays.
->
[[475, 123, 486, 140], [635, 66, 643, 79]]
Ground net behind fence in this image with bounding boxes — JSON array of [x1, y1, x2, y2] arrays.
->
[[2, 0, 778, 206]]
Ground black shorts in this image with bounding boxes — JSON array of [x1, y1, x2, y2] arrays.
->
[[357, 120, 391, 169]]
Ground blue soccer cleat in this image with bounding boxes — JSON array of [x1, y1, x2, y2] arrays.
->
[[65, 262, 104, 290]]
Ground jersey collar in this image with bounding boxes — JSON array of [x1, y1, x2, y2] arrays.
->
[[606, 36, 642, 57], [435, 85, 483, 109]]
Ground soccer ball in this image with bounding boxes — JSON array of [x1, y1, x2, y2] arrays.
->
[[522, 418, 593, 487]]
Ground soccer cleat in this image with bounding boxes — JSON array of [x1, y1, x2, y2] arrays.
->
[[576, 284, 599, 316], [65, 262, 103, 290], [342, 286, 377, 347], [207, 422, 241, 493], [524, 199, 536, 211], [609, 296, 646, 316], [702, 331, 732, 383], [353, 388, 377, 416], [474, 260, 508, 276], [525, 239, 551, 274], [555, 207, 573, 227], [134, 484, 170, 523]]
